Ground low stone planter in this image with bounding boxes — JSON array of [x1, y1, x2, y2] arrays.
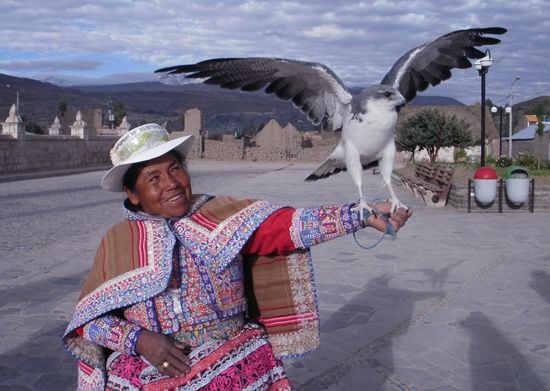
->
[[447, 182, 550, 211]]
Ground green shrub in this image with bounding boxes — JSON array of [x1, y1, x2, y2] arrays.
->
[[515, 153, 538, 169], [496, 156, 513, 167], [486, 156, 496, 165], [454, 148, 467, 163]]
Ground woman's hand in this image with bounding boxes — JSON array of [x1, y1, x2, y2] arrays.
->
[[365, 202, 413, 233], [135, 329, 191, 377]]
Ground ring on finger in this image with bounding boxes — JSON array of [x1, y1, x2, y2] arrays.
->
[[161, 361, 170, 369]]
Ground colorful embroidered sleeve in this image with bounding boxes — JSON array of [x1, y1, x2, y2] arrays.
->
[[290, 203, 364, 248], [243, 204, 364, 254], [82, 314, 143, 356]]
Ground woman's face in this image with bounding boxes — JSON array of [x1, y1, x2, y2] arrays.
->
[[125, 153, 192, 218]]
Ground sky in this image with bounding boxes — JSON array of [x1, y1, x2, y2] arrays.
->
[[0, 0, 548, 106]]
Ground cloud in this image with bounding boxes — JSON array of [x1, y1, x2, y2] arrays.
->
[[0, 59, 102, 72], [302, 24, 367, 41], [0, 0, 547, 104], [36, 71, 157, 86]]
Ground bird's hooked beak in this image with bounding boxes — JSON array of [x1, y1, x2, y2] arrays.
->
[[395, 95, 406, 113]]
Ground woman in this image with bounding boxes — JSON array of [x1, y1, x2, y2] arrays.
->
[[64, 123, 411, 390]]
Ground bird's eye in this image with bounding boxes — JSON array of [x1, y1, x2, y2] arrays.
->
[[384, 91, 392, 97]]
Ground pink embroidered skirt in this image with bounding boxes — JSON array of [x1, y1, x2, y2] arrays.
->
[[105, 323, 292, 391]]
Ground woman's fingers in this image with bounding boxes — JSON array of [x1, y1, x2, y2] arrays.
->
[[156, 340, 191, 377], [173, 341, 192, 356], [169, 343, 191, 366], [389, 208, 413, 230], [137, 331, 192, 377], [158, 354, 190, 377], [366, 203, 412, 233]]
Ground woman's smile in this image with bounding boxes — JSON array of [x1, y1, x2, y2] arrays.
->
[[125, 153, 193, 219]]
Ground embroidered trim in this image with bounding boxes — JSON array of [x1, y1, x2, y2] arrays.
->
[[293, 204, 362, 248], [66, 220, 175, 333], [82, 314, 143, 356], [261, 251, 320, 359], [290, 209, 305, 248]]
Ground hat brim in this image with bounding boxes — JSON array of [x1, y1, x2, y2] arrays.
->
[[101, 135, 194, 192]]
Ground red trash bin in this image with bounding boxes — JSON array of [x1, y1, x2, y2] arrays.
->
[[474, 166, 498, 204]]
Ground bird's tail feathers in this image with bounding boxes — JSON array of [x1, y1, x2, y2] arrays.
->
[[305, 158, 346, 181], [304, 158, 379, 182]]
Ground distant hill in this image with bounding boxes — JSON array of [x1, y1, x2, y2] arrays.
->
[[347, 86, 463, 106], [67, 82, 315, 133], [0, 73, 107, 130], [409, 95, 464, 106], [0, 72, 535, 135]]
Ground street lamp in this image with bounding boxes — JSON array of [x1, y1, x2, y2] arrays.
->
[[507, 76, 521, 157], [474, 50, 493, 167], [491, 105, 505, 157]]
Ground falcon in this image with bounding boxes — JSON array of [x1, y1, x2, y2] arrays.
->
[[156, 27, 506, 214]]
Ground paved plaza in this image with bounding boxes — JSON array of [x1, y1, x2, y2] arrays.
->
[[1, 160, 549, 390]]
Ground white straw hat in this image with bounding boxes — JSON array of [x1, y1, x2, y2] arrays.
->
[[101, 123, 194, 192]]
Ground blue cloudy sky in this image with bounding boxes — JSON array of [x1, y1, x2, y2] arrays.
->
[[0, 0, 548, 105]]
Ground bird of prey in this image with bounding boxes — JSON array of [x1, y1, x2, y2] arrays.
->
[[156, 27, 506, 214]]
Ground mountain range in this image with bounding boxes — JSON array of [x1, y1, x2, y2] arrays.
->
[[1, 72, 547, 135]]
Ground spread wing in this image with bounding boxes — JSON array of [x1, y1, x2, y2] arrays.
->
[[156, 58, 353, 132], [381, 27, 507, 102]]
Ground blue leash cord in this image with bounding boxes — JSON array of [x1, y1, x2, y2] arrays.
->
[[352, 201, 396, 250]]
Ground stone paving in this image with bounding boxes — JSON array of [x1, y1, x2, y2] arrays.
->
[[1, 160, 550, 390]]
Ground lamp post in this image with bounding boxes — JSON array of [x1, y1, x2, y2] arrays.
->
[[474, 50, 493, 167], [507, 76, 520, 157], [491, 105, 505, 157]]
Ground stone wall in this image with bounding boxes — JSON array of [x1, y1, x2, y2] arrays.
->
[[184, 109, 202, 138], [185, 137, 336, 163], [244, 145, 335, 162], [202, 139, 244, 161], [0, 133, 337, 175], [255, 120, 301, 149], [392, 174, 550, 211], [0, 135, 118, 174]]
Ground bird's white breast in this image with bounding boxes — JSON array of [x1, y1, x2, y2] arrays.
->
[[342, 100, 398, 160]]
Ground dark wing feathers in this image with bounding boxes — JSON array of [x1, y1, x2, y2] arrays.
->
[[241, 79, 269, 92], [156, 58, 352, 131], [156, 28, 506, 126], [381, 27, 507, 102]]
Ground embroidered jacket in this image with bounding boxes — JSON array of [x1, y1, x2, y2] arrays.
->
[[63, 195, 364, 391]]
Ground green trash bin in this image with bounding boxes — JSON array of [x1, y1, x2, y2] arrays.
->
[[504, 166, 529, 204]]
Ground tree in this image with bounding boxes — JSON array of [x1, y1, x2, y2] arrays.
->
[[535, 115, 545, 170], [58, 100, 67, 117], [396, 108, 472, 163], [111, 99, 126, 126], [395, 117, 420, 162], [21, 115, 44, 134]]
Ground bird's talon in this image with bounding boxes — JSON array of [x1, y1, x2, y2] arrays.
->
[[351, 201, 374, 225], [351, 203, 373, 214]]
